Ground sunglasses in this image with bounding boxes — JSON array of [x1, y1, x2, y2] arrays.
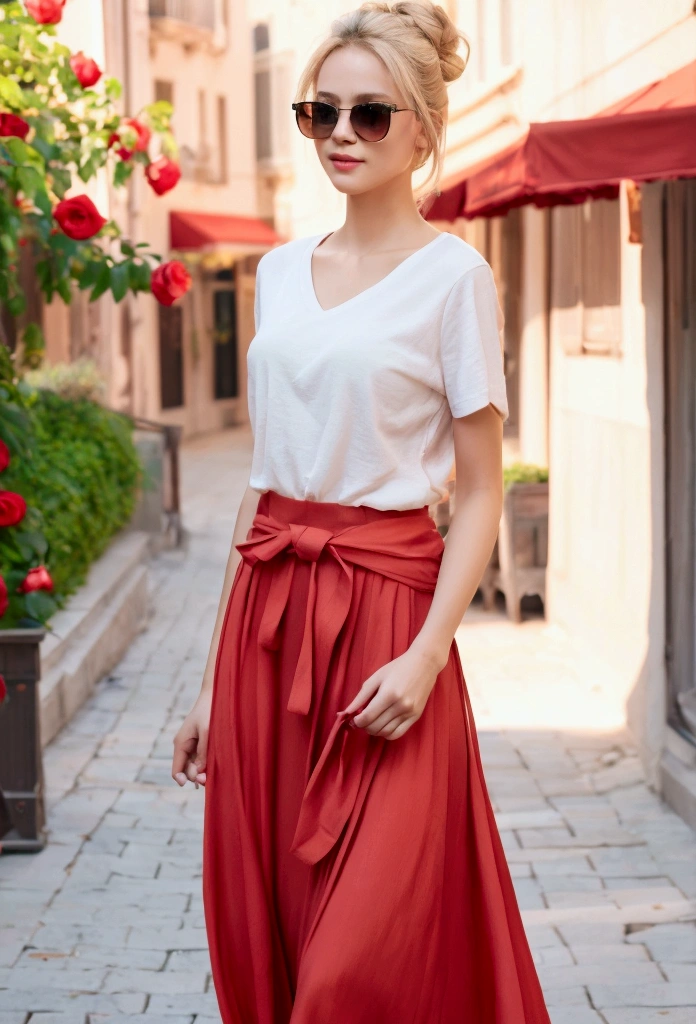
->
[[292, 101, 417, 143]]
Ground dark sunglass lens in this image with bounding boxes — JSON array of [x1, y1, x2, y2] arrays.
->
[[352, 103, 390, 141], [296, 102, 337, 139], [295, 103, 310, 137], [311, 102, 337, 138]]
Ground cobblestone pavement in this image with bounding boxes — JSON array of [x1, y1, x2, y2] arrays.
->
[[1, 427, 695, 1024]]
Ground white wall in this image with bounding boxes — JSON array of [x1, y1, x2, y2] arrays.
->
[[443, 2, 693, 770]]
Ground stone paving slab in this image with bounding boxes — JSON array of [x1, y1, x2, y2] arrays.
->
[[1, 427, 695, 1023]]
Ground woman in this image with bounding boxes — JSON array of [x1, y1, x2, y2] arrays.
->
[[172, 3, 552, 1022]]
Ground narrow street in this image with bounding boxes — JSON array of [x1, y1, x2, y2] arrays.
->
[[1, 427, 695, 1024]]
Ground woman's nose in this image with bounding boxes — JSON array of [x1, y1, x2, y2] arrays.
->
[[332, 110, 356, 141]]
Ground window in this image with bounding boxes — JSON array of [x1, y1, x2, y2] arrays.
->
[[159, 304, 184, 409], [154, 79, 173, 105], [253, 22, 269, 52], [551, 199, 622, 356], [216, 94, 228, 184], [213, 286, 238, 399], [254, 66, 272, 161]]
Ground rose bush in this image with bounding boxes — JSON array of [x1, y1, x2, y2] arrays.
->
[[0, 345, 141, 628], [0, 0, 191, 371], [0, 1, 192, 628]]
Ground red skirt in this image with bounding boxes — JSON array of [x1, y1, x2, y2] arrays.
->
[[202, 489, 551, 1024]]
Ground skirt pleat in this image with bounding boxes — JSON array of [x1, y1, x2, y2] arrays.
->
[[202, 490, 551, 1024]]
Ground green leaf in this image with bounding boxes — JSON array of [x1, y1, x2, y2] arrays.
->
[[104, 77, 122, 100], [24, 589, 58, 624], [6, 293, 26, 317], [15, 531, 49, 560], [120, 241, 135, 258], [34, 189, 52, 217], [89, 261, 111, 302], [0, 75, 25, 110], [112, 159, 134, 188], [128, 259, 151, 292], [55, 275, 71, 303], [77, 259, 104, 290], [49, 167, 72, 197], [31, 137, 60, 163], [110, 261, 129, 303], [2, 136, 45, 171], [78, 154, 100, 183], [16, 165, 43, 199]]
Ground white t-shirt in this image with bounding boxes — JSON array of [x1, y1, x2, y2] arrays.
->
[[246, 229, 509, 512]]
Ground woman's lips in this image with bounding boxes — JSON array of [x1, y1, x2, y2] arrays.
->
[[330, 156, 363, 171]]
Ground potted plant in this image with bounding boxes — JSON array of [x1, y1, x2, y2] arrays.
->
[[489, 463, 549, 622]]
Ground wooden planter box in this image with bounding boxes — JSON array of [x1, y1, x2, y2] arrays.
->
[[480, 481, 548, 622], [0, 628, 47, 852]]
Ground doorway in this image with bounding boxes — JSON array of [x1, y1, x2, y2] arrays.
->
[[663, 179, 696, 743]]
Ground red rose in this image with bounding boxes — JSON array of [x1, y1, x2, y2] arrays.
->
[[25, 0, 66, 25], [0, 674, 6, 705], [145, 156, 181, 196], [0, 576, 7, 618], [0, 440, 9, 472], [53, 194, 107, 240], [0, 490, 26, 527], [108, 118, 151, 161], [0, 113, 30, 140], [151, 260, 192, 306], [69, 51, 102, 88], [18, 565, 54, 594]]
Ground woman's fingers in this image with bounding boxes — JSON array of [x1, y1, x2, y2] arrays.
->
[[340, 671, 382, 716], [361, 703, 403, 736], [172, 726, 206, 789], [172, 741, 194, 786], [385, 718, 414, 741]]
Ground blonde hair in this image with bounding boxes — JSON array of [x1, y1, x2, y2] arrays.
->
[[294, 1, 470, 209]]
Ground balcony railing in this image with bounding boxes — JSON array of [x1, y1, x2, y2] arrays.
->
[[149, 0, 216, 32]]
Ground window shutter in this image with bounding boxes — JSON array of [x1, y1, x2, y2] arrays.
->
[[551, 205, 583, 355]]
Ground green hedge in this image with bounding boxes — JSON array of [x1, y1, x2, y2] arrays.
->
[[503, 462, 549, 490], [0, 380, 141, 628]]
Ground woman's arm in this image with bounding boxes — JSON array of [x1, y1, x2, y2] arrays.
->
[[409, 403, 504, 665], [342, 403, 504, 739], [171, 481, 262, 787]]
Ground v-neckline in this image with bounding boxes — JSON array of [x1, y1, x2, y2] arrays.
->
[[302, 229, 449, 315]]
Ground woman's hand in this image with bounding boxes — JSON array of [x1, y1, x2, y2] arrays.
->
[[339, 644, 448, 741], [172, 688, 212, 788]]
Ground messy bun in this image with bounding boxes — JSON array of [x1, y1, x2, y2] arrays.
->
[[294, 1, 471, 207], [390, 1, 469, 84]]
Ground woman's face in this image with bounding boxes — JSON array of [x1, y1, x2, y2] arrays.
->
[[311, 45, 427, 196]]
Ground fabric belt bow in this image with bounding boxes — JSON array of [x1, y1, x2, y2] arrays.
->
[[235, 508, 443, 864]]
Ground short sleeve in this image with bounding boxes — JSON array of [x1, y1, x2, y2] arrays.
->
[[440, 262, 509, 422]]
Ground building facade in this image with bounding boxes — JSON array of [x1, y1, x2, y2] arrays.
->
[[428, 1, 696, 825], [41, 0, 279, 437]]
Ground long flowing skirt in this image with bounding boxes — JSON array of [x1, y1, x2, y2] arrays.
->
[[202, 489, 551, 1024]]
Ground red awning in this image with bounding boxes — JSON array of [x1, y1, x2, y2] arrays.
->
[[598, 58, 696, 115], [427, 61, 696, 221], [170, 210, 284, 251]]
